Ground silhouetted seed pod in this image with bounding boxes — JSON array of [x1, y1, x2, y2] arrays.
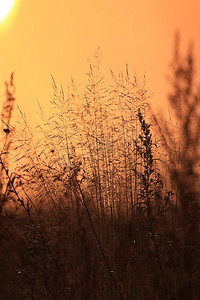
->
[[3, 128, 10, 134]]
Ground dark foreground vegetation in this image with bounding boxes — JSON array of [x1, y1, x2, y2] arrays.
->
[[0, 40, 199, 299]]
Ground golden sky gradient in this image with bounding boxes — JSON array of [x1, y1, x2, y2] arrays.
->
[[0, 0, 200, 124]]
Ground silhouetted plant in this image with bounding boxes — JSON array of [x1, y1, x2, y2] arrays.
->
[[134, 108, 175, 297], [153, 34, 200, 299], [0, 73, 16, 213], [167, 35, 200, 299]]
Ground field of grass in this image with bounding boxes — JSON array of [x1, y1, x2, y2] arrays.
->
[[0, 46, 199, 299]]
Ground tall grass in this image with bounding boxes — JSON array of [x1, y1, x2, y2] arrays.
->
[[0, 44, 199, 299]]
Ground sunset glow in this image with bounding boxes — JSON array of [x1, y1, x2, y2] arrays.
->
[[0, 1, 199, 298], [0, 0, 16, 23]]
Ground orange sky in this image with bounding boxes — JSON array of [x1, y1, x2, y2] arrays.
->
[[0, 0, 200, 125]]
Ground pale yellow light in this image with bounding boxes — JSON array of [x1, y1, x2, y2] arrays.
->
[[0, 0, 16, 23]]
